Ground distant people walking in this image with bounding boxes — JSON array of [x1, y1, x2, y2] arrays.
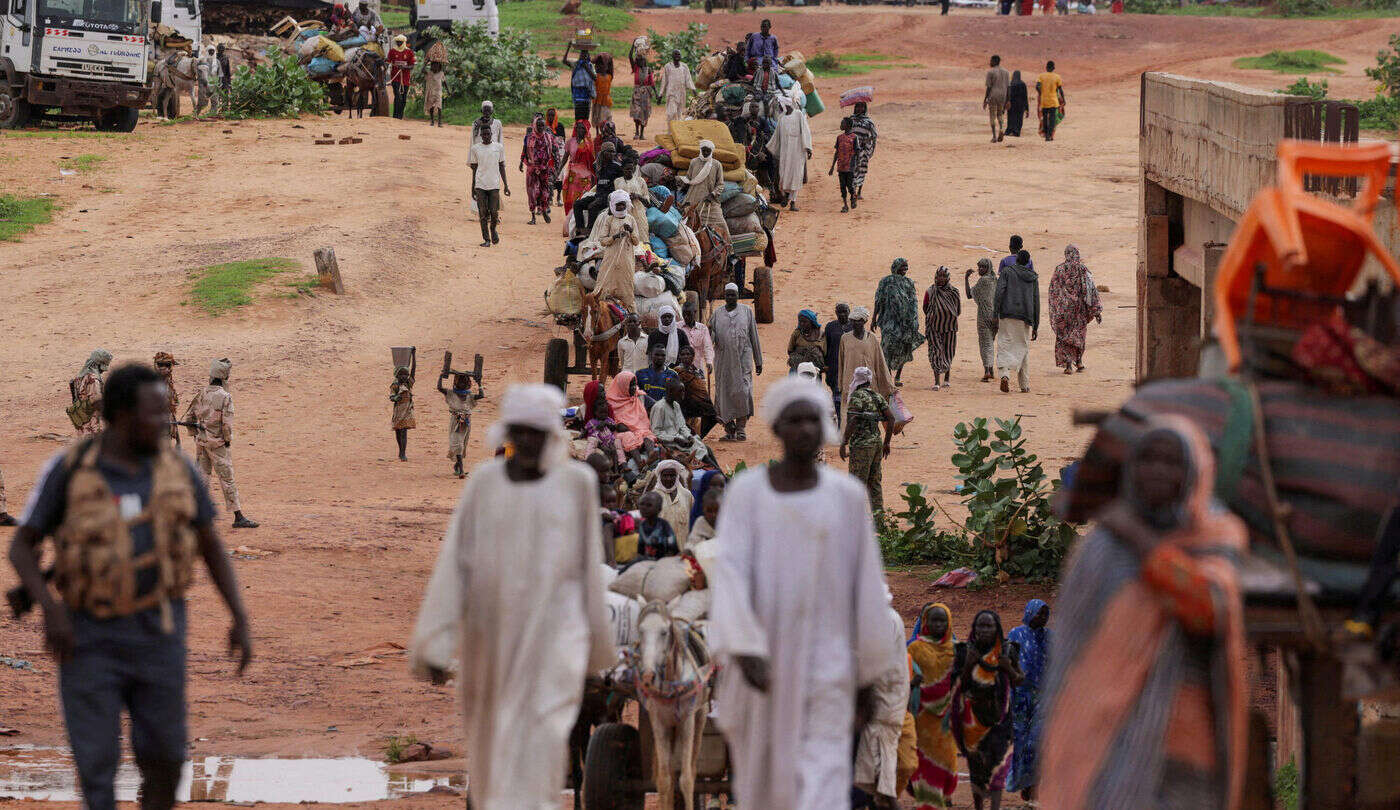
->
[[1036, 61, 1066, 141], [767, 90, 812, 211], [628, 39, 655, 140], [1001, 234, 1031, 274], [423, 59, 444, 127], [923, 266, 961, 390], [591, 52, 614, 130], [563, 43, 596, 122], [837, 307, 895, 426], [469, 126, 509, 247], [709, 283, 764, 441], [824, 303, 854, 415], [659, 50, 695, 123], [520, 114, 557, 225], [994, 249, 1039, 393], [1005, 70, 1029, 137], [966, 258, 998, 382], [830, 117, 859, 212], [386, 34, 414, 119], [560, 120, 595, 232], [1049, 244, 1103, 374], [984, 55, 1010, 142], [849, 101, 878, 200], [871, 258, 925, 386]]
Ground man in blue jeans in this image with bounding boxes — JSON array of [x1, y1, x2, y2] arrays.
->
[[8, 363, 252, 810]]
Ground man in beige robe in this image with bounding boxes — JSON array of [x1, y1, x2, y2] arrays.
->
[[410, 384, 614, 810], [837, 307, 895, 425], [658, 50, 694, 123]]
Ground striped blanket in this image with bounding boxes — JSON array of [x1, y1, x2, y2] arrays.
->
[[1061, 378, 1400, 563]]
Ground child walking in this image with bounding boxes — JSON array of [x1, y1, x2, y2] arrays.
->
[[424, 60, 444, 126], [829, 117, 858, 212]]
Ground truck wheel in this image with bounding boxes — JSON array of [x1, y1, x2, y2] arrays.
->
[[94, 106, 139, 132], [583, 723, 644, 810], [753, 265, 775, 324], [0, 85, 31, 129], [544, 337, 570, 392]]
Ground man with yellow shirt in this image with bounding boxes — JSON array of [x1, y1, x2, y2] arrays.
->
[[1036, 60, 1066, 142]]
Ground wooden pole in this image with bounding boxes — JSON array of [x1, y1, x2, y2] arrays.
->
[[314, 247, 345, 294]]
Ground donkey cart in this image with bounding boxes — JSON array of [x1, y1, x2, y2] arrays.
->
[[581, 688, 731, 810]]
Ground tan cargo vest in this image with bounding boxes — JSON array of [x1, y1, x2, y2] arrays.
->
[[53, 438, 199, 631]]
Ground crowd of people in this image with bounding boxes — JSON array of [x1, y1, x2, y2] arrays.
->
[[983, 55, 1066, 143]]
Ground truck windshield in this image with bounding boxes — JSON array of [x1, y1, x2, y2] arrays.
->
[[39, 0, 144, 28]]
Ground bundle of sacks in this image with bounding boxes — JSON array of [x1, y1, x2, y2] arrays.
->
[[608, 539, 716, 624], [291, 24, 381, 78], [692, 48, 824, 118]]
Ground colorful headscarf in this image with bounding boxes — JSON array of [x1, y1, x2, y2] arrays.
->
[[798, 309, 820, 329]]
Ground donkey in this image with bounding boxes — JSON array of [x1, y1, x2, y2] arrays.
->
[[635, 600, 712, 810], [683, 207, 731, 316], [580, 291, 622, 382], [341, 50, 384, 118], [151, 50, 198, 119]]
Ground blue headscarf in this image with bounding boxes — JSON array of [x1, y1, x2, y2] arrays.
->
[[1006, 598, 1049, 689], [798, 309, 820, 329], [689, 469, 726, 527]]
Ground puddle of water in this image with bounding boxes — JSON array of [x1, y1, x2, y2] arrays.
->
[[0, 748, 464, 803]]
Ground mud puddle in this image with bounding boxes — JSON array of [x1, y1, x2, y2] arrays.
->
[[0, 747, 464, 802]]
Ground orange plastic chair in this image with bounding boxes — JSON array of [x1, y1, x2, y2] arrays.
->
[[1212, 140, 1400, 371]]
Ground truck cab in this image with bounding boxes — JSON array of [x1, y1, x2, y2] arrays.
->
[[410, 0, 496, 38], [1, 0, 151, 129]]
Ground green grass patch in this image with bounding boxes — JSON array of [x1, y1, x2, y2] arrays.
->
[[1, 129, 138, 140], [383, 734, 419, 765], [187, 257, 304, 315], [500, 0, 634, 55], [808, 50, 909, 78], [1234, 49, 1345, 73], [382, 7, 410, 28], [408, 83, 634, 126], [0, 195, 56, 241], [1160, 2, 1400, 17], [58, 153, 105, 173]]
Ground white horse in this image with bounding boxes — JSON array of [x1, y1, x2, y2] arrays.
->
[[635, 600, 712, 810]]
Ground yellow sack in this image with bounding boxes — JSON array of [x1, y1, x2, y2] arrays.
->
[[614, 533, 639, 565], [672, 154, 691, 170], [782, 50, 806, 78], [739, 168, 760, 196], [799, 67, 816, 95], [723, 166, 747, 183], [655, 133, 678, 151], [668, 118, 739, 155], [696, 52, 723, 90], [362, 41, 384, 57], [676, 143, 742, 170], [312, 35, 345, 62], [546, 269, 584, 316]]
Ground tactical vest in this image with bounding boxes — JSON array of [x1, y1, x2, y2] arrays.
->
[[53, 438, 198, 631]]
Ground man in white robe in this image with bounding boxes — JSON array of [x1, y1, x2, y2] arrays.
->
[[853, 589, 912, 806], [765, 89, 812, 211], [409, 384, 615, 810], [658, 50, 695, 123], [708, 376, 899, 810], [708, 282, 763, 441]]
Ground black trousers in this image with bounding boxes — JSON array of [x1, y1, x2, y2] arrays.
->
[[838, 170, 854, 201], [1041, 107, 1058, 139], [681, 397, 720, 439], [474, 188, 500, 242], [392, 83, 408, 119], [573, 100, 591, 123]]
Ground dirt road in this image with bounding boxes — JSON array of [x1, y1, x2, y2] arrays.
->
[[0, 6, 1392, 799]]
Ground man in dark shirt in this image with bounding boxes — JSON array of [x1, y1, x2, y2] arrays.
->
[[1000, 233, 1033, 274], [823, 303, 854, 421], [635, 345, 679, 408], [8, 364, 252, 810], [745, 19, 779, 66]]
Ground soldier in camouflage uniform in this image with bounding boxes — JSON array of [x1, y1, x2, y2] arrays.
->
[[838, 365, 894, 512], [154, 352, 180, 447], [183, 358, 258, 528], [70, 350, 112, 435]]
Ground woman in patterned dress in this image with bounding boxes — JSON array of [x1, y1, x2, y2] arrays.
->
[[907, 602, 963, 810], [1048, 244, 1103, 373], [951, 609, 1023, 810], [520, 114, 557, 225]]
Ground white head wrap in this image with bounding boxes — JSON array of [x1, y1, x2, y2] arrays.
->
[[608, 188, 631, 219], [209, 357, 232, 381], [724, 282, 739, 294], [481, 100, 493, 112], [761, 375, 839, 446], [845, 366, 874, 412], [796, 361, 819, 380], [850, 306, 870, 321], [789, 86, 805, 109], [651, 459, 689, 494], [656, 304, 680, 364], [698, 139, 715, 157], [484, 383, 569, 470]]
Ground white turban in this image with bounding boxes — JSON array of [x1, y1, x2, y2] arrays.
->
[[651, 459, 689, 494], [485, 383, 569, 470], [656, 304, 680, 364], [724, 282, 739, 294], [209, 358, 231, 381], [608, 188, 631, 219], [796, 361, 819, 380], [698, 139, 715, 157], [761, 375, 839, 446], [850, 306, 870, 321], [850, 366, 873, 390]]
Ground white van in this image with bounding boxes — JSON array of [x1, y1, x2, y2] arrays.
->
[[411, 0, 496, 37]]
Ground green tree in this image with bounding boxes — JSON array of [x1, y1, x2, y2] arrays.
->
[[414, 22, 554, 109], [223, 51, 328, 119]]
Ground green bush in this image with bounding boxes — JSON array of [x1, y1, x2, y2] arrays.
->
[[1367, 34, 1400, 99], [223, 51, 328, 119], [1124, 0, 1169, 13], [1279, 76, 1329, 99], [645, 23, 710, 74], [415, 22, 554, 111], [807, 51, 841, 71], [1274, 760, 1299, 810], [1277, 0, 1331, 16], [1357, 93, 1400, 130], [953, 417, 1075, 583], [1235, 49, 1344, 74], [876, 484, 976, 567]]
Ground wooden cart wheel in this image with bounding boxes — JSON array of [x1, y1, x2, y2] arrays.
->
[[753, 265, 775, 324], [582, 722, 644, 810], [544, 337, 570, 392]]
